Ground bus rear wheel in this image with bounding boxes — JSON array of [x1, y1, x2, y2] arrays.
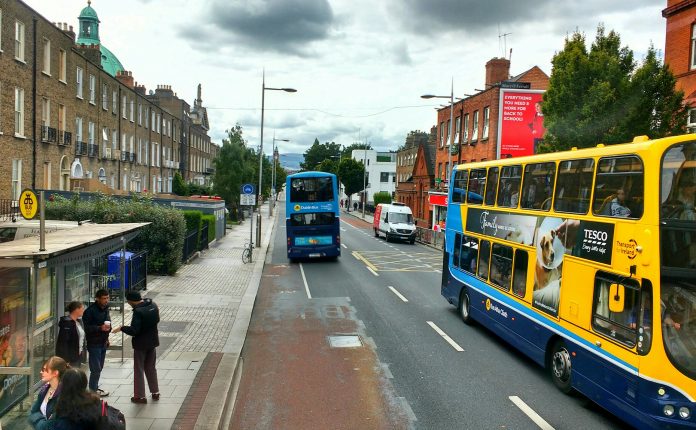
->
[[459, 290, 473, 325], [550, 340, 573, 394]]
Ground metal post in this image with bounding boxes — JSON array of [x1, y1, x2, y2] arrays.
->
[[249, 205, 254, 263], [270, 132, 275, 217], [448, 78, 454, 188], [39, 191, 45, 252], [120, 237, 126, 363], [257, 73, 265, 245], [362, 145, 367, 218]]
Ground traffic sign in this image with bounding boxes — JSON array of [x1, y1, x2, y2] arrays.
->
[[240, 194, 256, 206], [19, 189, 38, 220], [241, 184, 255, 195]]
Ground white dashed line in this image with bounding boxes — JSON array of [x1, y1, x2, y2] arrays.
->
[[341, 243, 347, 249], [388, 286, 408, 302], [367, 267, 379, 277], [426, 321, 464, 351], [509, 396, 555, 430], [300, 263, 312, 299], [340, 227, 347, 231]]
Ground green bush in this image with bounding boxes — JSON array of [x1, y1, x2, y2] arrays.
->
[[373, 192, 392, 205], [201, 214, 216, 244], [46, 193, 186, 275], [173, 172, 188, 196], [182, 210, 203, 248]]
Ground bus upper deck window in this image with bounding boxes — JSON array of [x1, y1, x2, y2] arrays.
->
[[593, 156, 644, 219], [521, 162, 555, 211], [467, 169, 486, 204], [452, 170, 469, 203], [554, 158, 594, 215], [484, 167, 499, 206], [497, 165, 522, 208]]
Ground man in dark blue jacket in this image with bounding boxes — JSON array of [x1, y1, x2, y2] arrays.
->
[[113, 291, 160, 404], [82, 289, 111, 397]]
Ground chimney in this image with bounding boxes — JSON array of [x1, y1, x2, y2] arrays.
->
[[116, 71, 135, 89], [485, 57, 510, 87], [134, 82, 147, 95], [155, 85, 174, 96], [62, 23, 76, 42]]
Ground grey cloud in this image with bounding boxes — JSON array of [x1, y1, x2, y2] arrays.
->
[[390, 41, 412, 66], [179, 0, 335, 57]]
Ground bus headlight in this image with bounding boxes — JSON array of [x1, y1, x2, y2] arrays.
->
[[663, 405, 675, 417], [679, 407, 690, 419]]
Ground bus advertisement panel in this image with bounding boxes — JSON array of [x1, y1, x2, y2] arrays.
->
[[497, 89, 546, 159]]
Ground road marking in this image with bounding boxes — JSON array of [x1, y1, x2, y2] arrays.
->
[[367, 266, 379, 277], [388, 286, 408, 302], [426, 321, 464, 351], [299, 263, 312, 299], [341, 243, 347, 249], [340, 227, 347, 231], [509, 396, 555, 430]]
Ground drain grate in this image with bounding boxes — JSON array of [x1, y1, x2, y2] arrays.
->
[[328, 335, 362, 348]]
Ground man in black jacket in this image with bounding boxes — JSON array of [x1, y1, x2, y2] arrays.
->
[[113, 291, 160, 404], [82, 289, 111, 397]]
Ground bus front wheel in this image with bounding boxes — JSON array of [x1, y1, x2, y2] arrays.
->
[[459, 290, 473, 325], [550, 340, 573, 394]]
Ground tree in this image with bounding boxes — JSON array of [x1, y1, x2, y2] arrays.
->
[[300, 139, 341, 170], [373, 191, 392, 205], [341, 142, 372, 159], [212, 124, 255, 220], [316, 158, 339, 176], [541, 26, 686, 153], [172, 172, 188, 196], [337, 158, 365, 206]]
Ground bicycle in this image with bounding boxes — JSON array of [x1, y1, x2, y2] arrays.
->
[[242, 242, 253, 264]]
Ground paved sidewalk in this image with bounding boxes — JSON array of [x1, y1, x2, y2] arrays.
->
[[96, 204, 275, 430]]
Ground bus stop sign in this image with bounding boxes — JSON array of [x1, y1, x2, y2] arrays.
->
[[19, 188, 38, 220]]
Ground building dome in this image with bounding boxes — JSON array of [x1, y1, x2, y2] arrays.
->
[[76, 1, 124, 77]]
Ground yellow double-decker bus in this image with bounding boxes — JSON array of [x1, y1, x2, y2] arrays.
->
[[440, 135, 696, 429]]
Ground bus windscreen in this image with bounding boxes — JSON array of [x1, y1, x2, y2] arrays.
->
[[290, 177, 334, 203]]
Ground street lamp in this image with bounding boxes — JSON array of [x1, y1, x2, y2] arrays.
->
[[257, 71, 296, 244], [421, 78, 455, 190], [271, 133, 290, 216]]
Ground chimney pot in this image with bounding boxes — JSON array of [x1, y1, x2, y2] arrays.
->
[[485, 57, 511, 87]]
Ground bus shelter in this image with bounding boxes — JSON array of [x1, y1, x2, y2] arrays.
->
[[0, 223, 148, 428]]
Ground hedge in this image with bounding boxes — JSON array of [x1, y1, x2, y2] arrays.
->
[[183, 210, 203, 248], [373, 192, 392, 205], [201, 214, 216, 244], [46, 193, 186, 275]]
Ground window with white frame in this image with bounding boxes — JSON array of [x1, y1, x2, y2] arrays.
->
[[482, 106, 490, 139], [463, 113, 469, 143], [42, 38, 51, 75], [691, 25, 696, 70], [122, 96, 127, 119], [439, 122, 445, 147], [58, 104, 65, 133], [75, 117, 83, 142], [15, 20, 25, 62], [129, 100, 134, 122], [138, 103, 142, 125], [14, 87, 24, 136], [454, 116, 461, 144], [11, 159, 22, 200], [59, 49, 66, 82], [129, 135, 134, 154], [76, 67, 83, 98], [151, 111, 155, 130], [121, 133, 126, 151], [112, 90, 117, 113], [138, 138, 142, 163], [88, 122, 95, 145], [102, 84, 108, 110], [112, 130, 117, 151], [41, 98, 50, 127], [688, 108, 696, 133], [89, 75, 95, 104], [157, 114, 161, 133], [471, 110, 479, 141], [102, 127, 108, 154], [144, 139, 149, 165]]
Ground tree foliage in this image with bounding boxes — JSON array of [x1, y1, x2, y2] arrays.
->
[[212, 124, 256, 220], [341, 142, 372, 159], [172, 172, 188, 196], [300, 139, 341, 170], [373, 191, 392, 205], [541, 26, 686, 153], [338, 158, 365, 201]]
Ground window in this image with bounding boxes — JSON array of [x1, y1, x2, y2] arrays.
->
[[290, 177, 335, 202], [112, 130, 117, 151], [58, 104, 65, 133], [75, 117, 82, 142], [661, 281, 695, 374], [512, 250, 528, 297], [439, 122, 445, 147], [446, 119, 451, 147], [88, 122, 95, 145], [593, 156, 644, 219], [14, 20, 25, 61], [482, 106, 490, 139], [14, 87, 24, 136], [129, 100, 134, 122], [88, 75, 95, 104], [112, 90, 117, 113], [151, 111, 155, 130], [454, 116, 461, 144], [453, 233, 462, 268], [497, 165, 522, 208], [471, 110, 479, 141], [484, 167, 499, 206], [42, 38, 51, 75], [691, 25, 696, 70], [121, 133, 126, 151], [592, 273, 643, 348], [102, 127, 109, 155], [156, 114, 161, 133], [462, 114, 469, 143], [138, 103, 142, 125], [461, 236, 479, 275], [56, 49, 66, 82], [451, 169, 469, 203], [554, 158, 594, 214], [490, 243, 513, 291], [41, 98, 50, 127], [477, 240, 491, 280], [11, 159, 22, 200], [380, 172, 389, 182], [521, 162, 555, 210], [688, 108, 696, 134], [122, 96, 127, 118], [76, 67, 83, 98], [289, 212, 336, 226], [468, 169, 486, 204]]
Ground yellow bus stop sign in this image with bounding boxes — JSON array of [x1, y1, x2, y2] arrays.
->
[[19, 189, 38, 220]]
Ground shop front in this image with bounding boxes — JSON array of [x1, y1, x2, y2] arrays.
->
[[0, 223, 147, 429], [428, 192, 448, 231]]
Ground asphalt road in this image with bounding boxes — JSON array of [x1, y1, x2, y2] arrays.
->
[[231, 203, 633, 430]]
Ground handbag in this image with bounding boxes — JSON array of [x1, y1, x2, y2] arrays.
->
[[96, 400, 126, 430]]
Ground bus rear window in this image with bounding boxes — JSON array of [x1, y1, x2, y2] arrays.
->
[[289, 212, 335, 226], [290, 177, 334, 202]]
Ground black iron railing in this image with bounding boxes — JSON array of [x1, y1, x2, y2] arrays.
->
[[75, 141, 88, 156], [60, 131, 72, 146], [182, 229, 198, 261], [0, 200, 19, 223], [41, 126, 57, 143], [199, 223, 209, 251], [88, 143, 99, 158]]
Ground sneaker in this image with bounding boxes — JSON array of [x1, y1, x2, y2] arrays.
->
[[130, 397, 147, 404], [151, 392, 160, 401], [96, 388, 109, 397]]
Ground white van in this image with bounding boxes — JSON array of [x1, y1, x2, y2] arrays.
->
[[0, 220, 82, 243], [373, 202, 416, 244]]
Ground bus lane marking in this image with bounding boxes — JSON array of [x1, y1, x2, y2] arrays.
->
[[426, 321, 464, 351], [299, 263, 312, 299], [509, 396, 555, 430], [367, 267, 379, 277], [388, 286, 408, 302]]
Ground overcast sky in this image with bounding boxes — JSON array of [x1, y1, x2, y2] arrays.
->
[[25, 0, 667, 155]]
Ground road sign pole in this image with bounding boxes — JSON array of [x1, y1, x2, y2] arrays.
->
[[39, 191, 45, 252]]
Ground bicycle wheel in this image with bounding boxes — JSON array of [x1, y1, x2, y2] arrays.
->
[[242, 248, 251, 264]]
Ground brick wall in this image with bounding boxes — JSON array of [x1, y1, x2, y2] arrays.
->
[[663, 0, 696, 97]]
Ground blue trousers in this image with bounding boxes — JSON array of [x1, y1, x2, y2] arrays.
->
[[88, 345, 107, 392]]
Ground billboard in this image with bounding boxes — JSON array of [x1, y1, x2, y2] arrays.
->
[[497, 89, 546, 159]]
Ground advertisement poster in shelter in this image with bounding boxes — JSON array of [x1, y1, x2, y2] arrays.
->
[[497, 89, 546, 158]]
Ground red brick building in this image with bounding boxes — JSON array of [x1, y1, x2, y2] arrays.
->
[[395, 128, 436, 227], [663, 0, 696, 130]]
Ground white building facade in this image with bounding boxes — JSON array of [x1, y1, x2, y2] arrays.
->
[[350, 149, 396, 205]]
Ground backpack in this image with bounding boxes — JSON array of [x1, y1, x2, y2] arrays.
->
[[96, 400, 126, 430]]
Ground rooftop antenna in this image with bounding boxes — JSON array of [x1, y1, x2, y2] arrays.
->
[[499, 26, 512, 59]]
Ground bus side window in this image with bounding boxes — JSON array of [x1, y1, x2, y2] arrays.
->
[[451, 170, 469, 203], [484, 167, 499, 206], [512, 250, 528, 298], [461, 235, 479, 275], [477, 240, 491, 280], [497, 165, 522, 208], [554, 158, 594, 214], [521, 162, 555, 211], [453, 233, 462, 269], [490, 243, 513, 291], [467, 168, 486, 204], [592, 273, 640, 347], [592, 156, 644, 219]]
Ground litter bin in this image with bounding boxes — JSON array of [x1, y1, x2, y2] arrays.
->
[[107, 251, 134, 291]]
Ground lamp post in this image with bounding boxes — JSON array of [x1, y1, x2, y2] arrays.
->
[[257, 71, 296, 244], [271, 133, 289, 216], [421, 78, 455, 190]]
